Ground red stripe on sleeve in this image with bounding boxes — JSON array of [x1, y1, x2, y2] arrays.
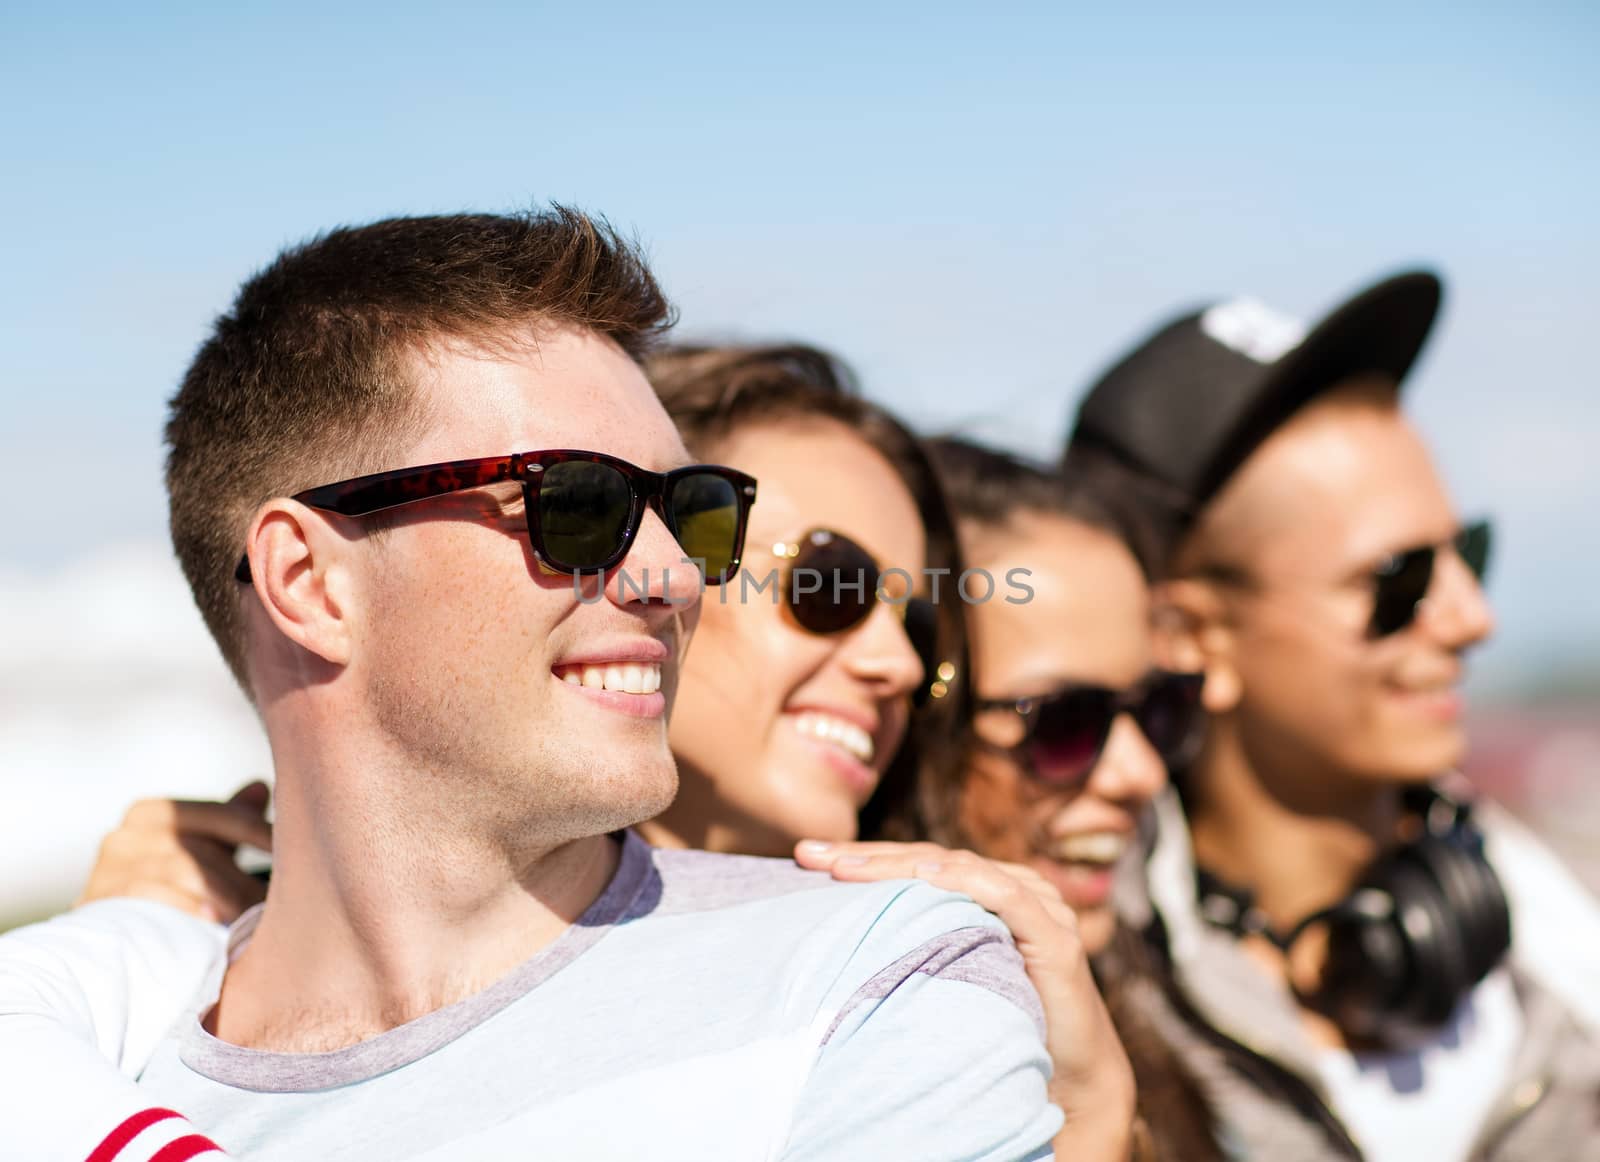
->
[[148, 1134, 226, 1162], [85, 1108, 184, 1162]]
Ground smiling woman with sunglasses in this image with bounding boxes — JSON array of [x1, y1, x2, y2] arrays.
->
[[802, 437, 1224, 1162], [635, 343, 970, 859], [973, 670, 1205, 793]]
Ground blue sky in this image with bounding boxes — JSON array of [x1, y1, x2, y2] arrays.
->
[[3, 0, 1596, 693]]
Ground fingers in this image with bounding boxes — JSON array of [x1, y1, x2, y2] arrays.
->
[[227, 779, 272, 814], [796, 839, 1065, 912], [796, 840, 1052, 886], [80, 830, 265, 924], [796, 840, 1080, 960], [909, 859, 1081, 958], [191, 782, 275, 851], [122, 790, 274, 852], [80, 788, 273, 923], [178, 835, 269, 923], [80, 826, 221, 920], [795, 839, 953, 866]]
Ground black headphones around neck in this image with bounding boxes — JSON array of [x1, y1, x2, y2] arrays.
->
[[1194, 786, 1512, 1043]]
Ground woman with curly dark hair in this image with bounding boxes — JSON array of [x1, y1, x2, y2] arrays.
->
[[805, 436, 1225, 1162]]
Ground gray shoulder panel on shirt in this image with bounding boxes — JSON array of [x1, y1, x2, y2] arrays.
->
[[819, 926, 1045, 1045]]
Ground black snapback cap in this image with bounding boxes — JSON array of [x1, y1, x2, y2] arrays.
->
[[1065, 270, 1443, 535]]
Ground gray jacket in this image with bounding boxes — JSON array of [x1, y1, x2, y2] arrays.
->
[[1117, 790, 1600, 1161]]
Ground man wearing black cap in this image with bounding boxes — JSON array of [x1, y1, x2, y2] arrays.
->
[[1066, 272, 1600, 1160]]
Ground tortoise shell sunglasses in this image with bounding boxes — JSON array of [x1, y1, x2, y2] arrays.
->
[[235, 449, 757, 585]]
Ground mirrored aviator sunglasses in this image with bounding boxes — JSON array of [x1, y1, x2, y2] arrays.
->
[[1369, 518, 1492, 638], [978, 670, 1206, 789], [774, 528, 943, 703]]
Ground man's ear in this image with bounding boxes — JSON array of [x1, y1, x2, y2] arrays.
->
[[1151, 578, 1242, 715], [242, 500, 354, 667]]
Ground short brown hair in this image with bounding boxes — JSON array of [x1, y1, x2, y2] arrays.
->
[[644, 342, 974, 847], [166, 206, 674, 691]]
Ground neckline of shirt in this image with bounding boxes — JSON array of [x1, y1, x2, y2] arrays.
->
[[176, 829, 655, 1092]]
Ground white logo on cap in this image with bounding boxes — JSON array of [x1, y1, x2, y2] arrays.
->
[[1200, 298, 1307, 364]]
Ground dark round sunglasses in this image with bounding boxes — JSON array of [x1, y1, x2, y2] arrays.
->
[[1368, 519, 1491, 638], [975, 670, 1206, 788], [774, 528, 947, 704], [235, 450, 757, 585]]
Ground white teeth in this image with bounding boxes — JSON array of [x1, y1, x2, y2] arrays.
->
[[794, 713, 875, 764], [1053, 832, 1129, 865], [558, 663, 662, 695]]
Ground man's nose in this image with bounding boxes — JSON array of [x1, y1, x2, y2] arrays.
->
[[605, 509, 705, 610], [1420, 547, 1496, 650]]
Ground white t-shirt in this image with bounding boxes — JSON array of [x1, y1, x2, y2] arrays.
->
[[0, 832, 1060, 1161], [1317, 969, 1523, 1162]]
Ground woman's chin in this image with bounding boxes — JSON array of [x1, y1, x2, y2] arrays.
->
[[1032, 856, 1118, 957], [1075, 905, 1116, 959], [783, 802, 863, 851], [718, 788, 861, 857]]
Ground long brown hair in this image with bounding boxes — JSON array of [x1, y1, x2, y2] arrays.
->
[[644, 342, 973, 846]]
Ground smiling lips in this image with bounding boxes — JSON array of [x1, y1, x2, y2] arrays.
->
[[553, 662, 663, 695], [1050, 831, 1130, 866], [1036, 829, 1132, 911], [793, 712, 876, 765]]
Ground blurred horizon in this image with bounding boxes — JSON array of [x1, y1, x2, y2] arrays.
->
[[3, 1, 1596, 920]]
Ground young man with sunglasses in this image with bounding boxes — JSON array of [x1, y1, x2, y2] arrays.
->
[[0, 210, 1062, 1160], [1065, 272, 1600, 1159]]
